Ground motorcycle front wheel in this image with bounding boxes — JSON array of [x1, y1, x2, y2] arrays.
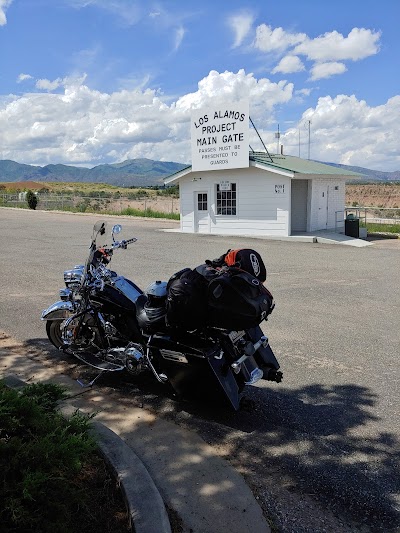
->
[[46, 320, 64, 349]]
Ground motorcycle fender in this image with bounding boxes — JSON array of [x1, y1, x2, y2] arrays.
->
[[247, 326, 280, 370], [208, 354, 240, 411], [41, 301, 74, 321]]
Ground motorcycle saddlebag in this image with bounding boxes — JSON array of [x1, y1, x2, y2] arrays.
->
[[208, 267, 274, 330], [166, 267, 210, 330]]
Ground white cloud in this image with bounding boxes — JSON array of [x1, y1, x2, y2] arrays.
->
[[36, 78, 64, 91], [2, 71, 400, 171], [176, 70, 293, 120], [282, 94, 400, 171], [17, 73, 33, 83], [272, 55, 305, 74], [68, 0, 142, 26], [293, 28, 381, 62], [0, 70, 294, 166], [227, 10, 255, 48], [0, 0, 12, 25], [173, 26, 185, 51], [254, 24, 307, 53], [309, 62, 347, 81]]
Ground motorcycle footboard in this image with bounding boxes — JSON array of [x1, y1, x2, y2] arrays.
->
[[207, 356, 240, 411]]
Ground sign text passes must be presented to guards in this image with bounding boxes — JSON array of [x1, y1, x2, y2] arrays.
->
[[191, 100, 249, 172]]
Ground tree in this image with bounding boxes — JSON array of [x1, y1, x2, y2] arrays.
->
[[26, 190, 38, 210]]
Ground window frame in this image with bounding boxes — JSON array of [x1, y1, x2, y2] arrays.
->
[[197, 192, 208, 211], [215, 182, 237, 216]]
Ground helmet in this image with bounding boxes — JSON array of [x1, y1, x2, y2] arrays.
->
[[145, 280, 167, 298]]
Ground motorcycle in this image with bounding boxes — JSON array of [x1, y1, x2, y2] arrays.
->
[[41, 221, 282, 410]]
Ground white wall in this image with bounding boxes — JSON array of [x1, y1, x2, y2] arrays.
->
[[179, 167, 291, 236]]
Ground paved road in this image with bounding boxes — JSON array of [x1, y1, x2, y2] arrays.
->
[[1, 208, 400, 531]]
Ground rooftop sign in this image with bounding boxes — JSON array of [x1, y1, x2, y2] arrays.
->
[[191, 100, 249, 171]]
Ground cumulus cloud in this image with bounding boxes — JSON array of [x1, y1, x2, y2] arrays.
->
[[252, 23, 381, 80], [272, 55, 305, 74], [1, 70, 399, 171], [293, 28, 381, 62], [17, 73, 33, 83], [254, 24, 307, 53], [0, 70, 294, 166], [282, 94, 400, 171], [227, 10, 255, 48], [309, 62, 347, 81], [0, 0, 12, 25], [36, 78, 64, 91]]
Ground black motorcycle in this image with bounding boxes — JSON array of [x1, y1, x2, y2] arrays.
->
[[41, 221, 282, 410]]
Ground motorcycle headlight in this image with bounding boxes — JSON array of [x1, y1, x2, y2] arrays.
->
[[64, 267, 84, 288], [59, 288, 73, 301]]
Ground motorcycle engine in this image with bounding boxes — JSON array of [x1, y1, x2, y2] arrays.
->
[[124, 343, 146, 375]]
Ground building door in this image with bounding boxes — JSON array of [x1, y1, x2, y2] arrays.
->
[[194, 191, 209, 233], [317, 186, 329, 230], [291, 179, 309, 232]]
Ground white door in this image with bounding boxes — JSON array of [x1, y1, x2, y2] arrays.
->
[[317, 186, 329, 230], [194, 191, 209, 233]]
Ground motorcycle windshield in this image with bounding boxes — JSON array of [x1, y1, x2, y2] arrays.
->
[[92, 220, 108, 249]]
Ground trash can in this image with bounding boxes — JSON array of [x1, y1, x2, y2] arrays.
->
[[345, 214, 359, 238]]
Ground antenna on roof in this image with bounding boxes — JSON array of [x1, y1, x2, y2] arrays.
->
[[249, 116, 273, 162]]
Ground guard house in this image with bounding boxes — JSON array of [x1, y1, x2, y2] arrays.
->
[[164, 151, 361, 237]]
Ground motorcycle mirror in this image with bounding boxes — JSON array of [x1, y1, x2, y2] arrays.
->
[[112, 224, 122, 235], [112, 224, 122, 242]]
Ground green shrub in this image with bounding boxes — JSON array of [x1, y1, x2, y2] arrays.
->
[[26, 190, 38, 210], [0, 381, 96, 533]]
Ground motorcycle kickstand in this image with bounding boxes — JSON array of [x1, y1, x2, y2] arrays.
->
[[76, 370, 106, 388]]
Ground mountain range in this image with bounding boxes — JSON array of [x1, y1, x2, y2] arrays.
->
[[0, 158, 188, 187], [0, 158, 399, 187]]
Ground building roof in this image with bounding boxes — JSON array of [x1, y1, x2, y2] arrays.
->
[[164, 151, 363, 184], [249, 152, 363, 177]]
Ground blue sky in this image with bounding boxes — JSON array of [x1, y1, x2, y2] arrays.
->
[[1, 0, 399, 171]]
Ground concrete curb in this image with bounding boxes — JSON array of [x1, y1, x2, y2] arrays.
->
[[91, 420, 172, 533], [2, 374, 171, 533]]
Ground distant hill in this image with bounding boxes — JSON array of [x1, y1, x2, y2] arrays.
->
[[0, 158, 188, 187], [315, 161, 400, 182], [0, 157, 399, 186]]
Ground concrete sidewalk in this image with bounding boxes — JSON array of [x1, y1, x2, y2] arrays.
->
[[0, 335, 271, 533]]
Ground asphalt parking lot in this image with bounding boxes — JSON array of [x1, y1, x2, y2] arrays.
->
[[1, 208, 399, 531]]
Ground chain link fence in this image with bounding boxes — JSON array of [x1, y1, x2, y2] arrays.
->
[[0, 193, 179, 215], [345, 207, 400, 225]]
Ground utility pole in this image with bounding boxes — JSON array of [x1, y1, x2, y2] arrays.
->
[[307, 119, 311, 160], [298, 128, 301, 157], [275, 124, 280, 154]]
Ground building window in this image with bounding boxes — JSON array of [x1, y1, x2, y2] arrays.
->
[[216, 183, 236, 215], [197, 193, 208, 211]]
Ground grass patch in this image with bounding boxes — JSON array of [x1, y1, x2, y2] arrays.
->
[[361, 222, 400, 234], [119, 206, 179, 220], [0, 380, 128, 533]]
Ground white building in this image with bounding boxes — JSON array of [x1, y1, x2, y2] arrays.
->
[[164, 151, 361, 237]]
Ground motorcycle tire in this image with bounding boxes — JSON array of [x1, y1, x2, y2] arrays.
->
[[46, 320, 64, 349]]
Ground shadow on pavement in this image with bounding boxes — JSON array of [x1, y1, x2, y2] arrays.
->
[[3, 336, 400, 532]]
